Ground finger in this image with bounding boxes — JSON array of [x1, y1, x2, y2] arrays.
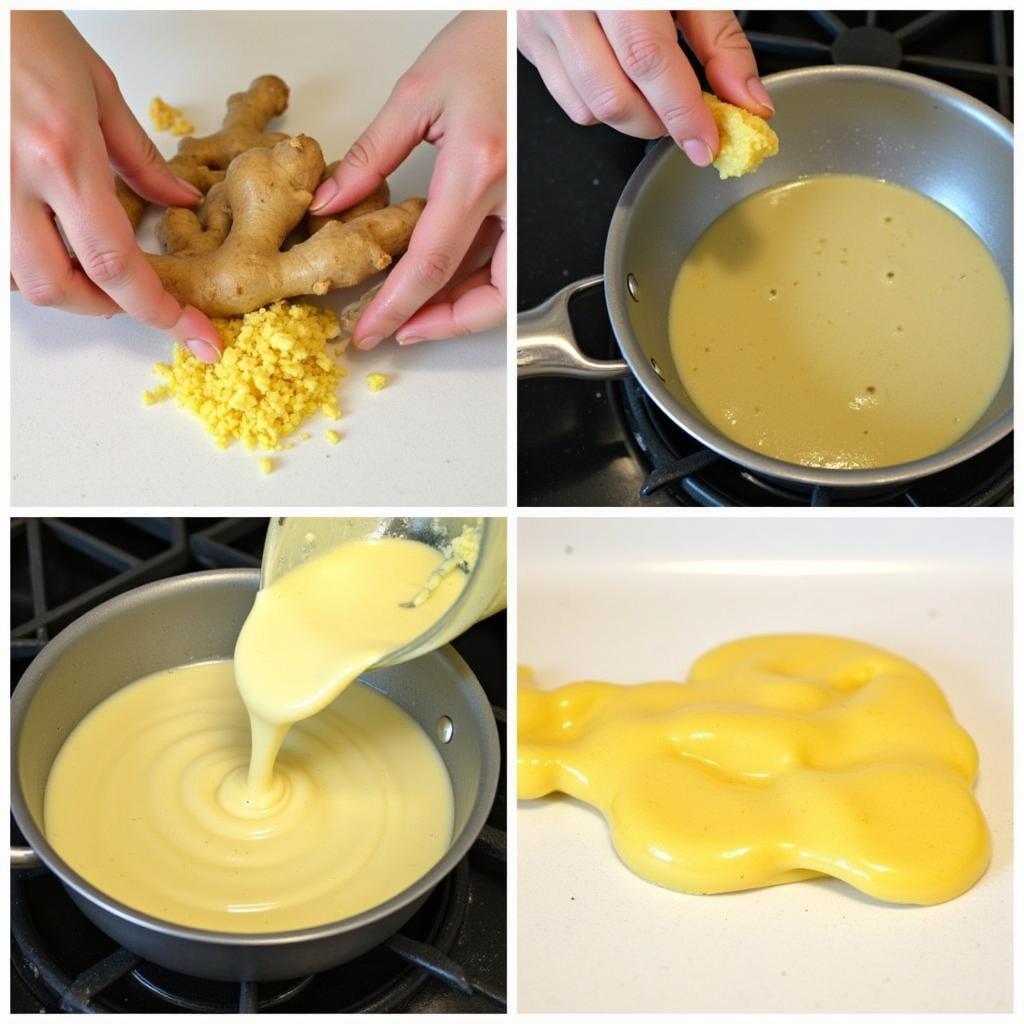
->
[[546, 11, 665, 139], [354, 145, 501, 347], [443, 215, 503, 291], [351, 218, 499, 344], [396, 229, 506, 344], [396, 266, 490, 342], [167, 305, 224, 362], [676, 11, 774, 117], [520, 33, 598, 126], [310, 75, 433, 215], [598, 10, 717, 165], [49, 174, 221, 357], [93, 62, 203, 207], [11, 200, 121, 316], [359, 216, 499, 342]]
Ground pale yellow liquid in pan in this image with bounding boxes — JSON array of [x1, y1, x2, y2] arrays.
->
[[668, 175, 1012, 468], [44, 537, 466, 932], [44, 661, 453, 931], [519, 636, 991, 906]]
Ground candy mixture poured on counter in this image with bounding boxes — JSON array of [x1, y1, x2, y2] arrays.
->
[[519, 635, 990, 905]]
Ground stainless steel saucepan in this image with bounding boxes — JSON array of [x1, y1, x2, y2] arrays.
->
[[10, 569, 500, 981], [518, 66, 1013, 490]]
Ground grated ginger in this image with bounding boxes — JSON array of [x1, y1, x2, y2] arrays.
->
[[150, 97, 196, 136], [146, 301, 345, 453], [703, 93, 778, 180], [366, 372, 388, 392]]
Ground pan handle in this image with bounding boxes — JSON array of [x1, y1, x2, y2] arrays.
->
[[517, 275, 631, 380], [11, 845, 43, 870]]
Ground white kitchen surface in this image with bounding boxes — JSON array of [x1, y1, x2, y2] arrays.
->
[[11, 11, 506, 507], [517, 517, 1013, 1014]]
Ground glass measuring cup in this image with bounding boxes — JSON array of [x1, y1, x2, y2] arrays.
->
[[260, 517, 506, 670]]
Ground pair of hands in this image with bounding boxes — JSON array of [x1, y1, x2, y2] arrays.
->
[[519, 10, 773, 166], [10, 11, 506, 359]]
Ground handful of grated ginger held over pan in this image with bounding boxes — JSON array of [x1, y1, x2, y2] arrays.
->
[[702, 93, 779, 179]]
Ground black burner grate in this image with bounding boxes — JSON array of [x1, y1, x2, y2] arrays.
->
[[738, 9, 1013, 118], [10, 519, 506, 1013]]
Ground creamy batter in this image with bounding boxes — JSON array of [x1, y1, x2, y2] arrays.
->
[[235, 536, 467, 793], [45, 660, 453, 932], [668, 175, 1011, 468], [519, 635, 990, 905], [44, 535, 469, 932]]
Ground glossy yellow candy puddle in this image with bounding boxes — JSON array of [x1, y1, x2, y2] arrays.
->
[[519, 635, 990, 905]]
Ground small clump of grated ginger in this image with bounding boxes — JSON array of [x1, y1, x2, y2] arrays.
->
[[143, 301, 346, 453], [149, 97, 196, 136]]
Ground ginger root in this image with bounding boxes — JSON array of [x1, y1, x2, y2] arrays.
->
[[305, 160, 391, 236], [119, 75, 290, 230], [122, 75, 425, 317], [147, 135, 423, 316]]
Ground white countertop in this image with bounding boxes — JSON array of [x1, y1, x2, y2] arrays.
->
[[517, 517, 1012, 1014], [11, 11, 506, 507]]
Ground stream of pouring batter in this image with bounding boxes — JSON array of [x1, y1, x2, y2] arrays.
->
[[43, 535, 470, 932], [235, 536, 468, 800]]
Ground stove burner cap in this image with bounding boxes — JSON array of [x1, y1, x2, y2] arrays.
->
[[831, 25, 903, 68]]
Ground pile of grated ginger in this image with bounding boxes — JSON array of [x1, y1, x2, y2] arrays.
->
[[143, 301, 387, 475]]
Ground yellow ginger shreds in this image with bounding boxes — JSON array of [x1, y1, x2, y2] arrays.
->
[[325, 430, 341, 445], [259, 458, 273, 475], [149, 97, 196, 136], [300, 432, 312, 441], [142, 385, 169, 406], [703, 93, 778, 180], [366, 372, 388, 392], [152, 301, 344, 451]]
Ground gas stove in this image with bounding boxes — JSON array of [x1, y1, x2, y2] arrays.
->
[[518, 9, 1014, 506], [10, 518, 506, 1013]]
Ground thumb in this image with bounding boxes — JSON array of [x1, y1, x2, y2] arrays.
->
[[94, 66, 204, 208], [676, 11, 774, 118], [310, 76, 431, 215]]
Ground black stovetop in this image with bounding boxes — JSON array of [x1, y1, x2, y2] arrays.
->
[[10, 518, 506, 1014], [518, 9, 1014, 507]]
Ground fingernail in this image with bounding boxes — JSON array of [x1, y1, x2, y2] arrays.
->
[[396, 333, 425, 346], [357, 333, 384, 351], [310, 179, 338, 213], [746, 77, 775, 114], [176, 177, 204, 202], [184, 338, 219, 363], [682, 139, 714, 167]]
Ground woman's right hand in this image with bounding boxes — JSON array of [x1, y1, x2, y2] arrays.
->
[[10, 11, 222, 361], [518, 10, 773, 168]]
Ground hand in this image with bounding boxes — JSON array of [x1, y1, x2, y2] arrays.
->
[[10, 12, 222, 361], [518, 10, 773, 167], [310, 11, 506, 349]]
